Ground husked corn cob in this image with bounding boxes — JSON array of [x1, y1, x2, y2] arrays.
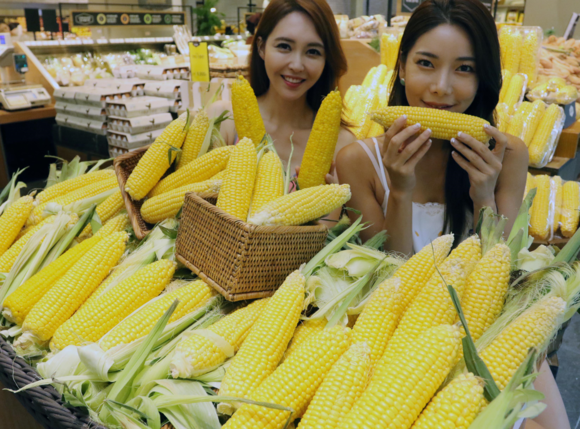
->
[[223, 326, 352, 429], [410, 373, 485, 429], [459, 243, 511, 343], [297, 342, 371, 429], [149, 146, 233, 197], [338, 324, 461, 429], [351, 87, 380, 139], [344, 85, 361, 107], [51, 260, 176, 350], [361, 67, 377, 87], [525, 172, 536, 197], [99, 279, 215, 351], [505, 112, 525, 139], [125, 115, 189, 200], [498, 70, 512, 103], [249, 152, 284, 217], [297, 90, 343, 189], [367, 84, 389, 138], [551, 176, 563, 234], [370, 106, 490, 143], [219, 270, 305, 402], [352, 277, 405, 368], [35, 169, 115, 205], [495, 102, 510, 133], [232, 75, 266, 147], [503, 73, 526, 115], [522, 100, 546, 146], [0, 215, 55, 273], [480, 296, 565, 390], [0, 196, 34, 256], [94, 213, 130, 237], [379, 236, 481, 366], [80, 190, 124, 238], [381, 33, 400, 70], [216, 138, 258, 220], [529, 175, 552, 240], [503, 29, 523, 74], [22, 232, 128, 343], [284, 319, 326, 361], [141, 172, 223, 224], [171, 298, 270, 378], [528, 103, 563, 167], [177, 109, 210, 169], [499, 28, 509, 66], [561, 181, 580, 238], [519, 30, 540, 86], [366, 65, 388, 89], [555, 85, 579, 104]]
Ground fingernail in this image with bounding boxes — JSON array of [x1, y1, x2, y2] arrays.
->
[[452, 150, 456, 155], [414, 123, 421, 129], [483, 123, 490, 129], [426, 128, 432, 134], [401, 115, 407, 120], [450, 138, 457, 144], [457, 131, 462, 137], [427, 139, 432, 145]]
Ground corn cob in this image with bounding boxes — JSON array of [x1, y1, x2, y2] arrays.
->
[[366, 64, 388, 89], [35, 169, 115, 205], [503, 73, 526, 115], [80, 190, 124, 238], [370, 106, 490, 143], [297, 342, 371, 429], [503, 29, 523, 74], [141, 172, 223, 224], [555, 85, 579, 104], [529, 104, 563, 167], [177, 109, 210, 169], [284, 318, 326, 361], [480, 296, 565, 390], [223, 326, 352, 429], [344, 85, 361, 107], [248, 184, 351, 226], [99, 279, 216, 351], [525, 172, 536, 197], [551, 176, 563, 235], [505, 112, 525, 139], [51, 260, 176, 350], [498, 70, 512, 103], [519, 30, 540, 86], [561, 181, 580, 238], [216, 138, 258, 220], [0, 215, 55, 273], [495, 102, 510, 133], [0, 196, 34, 256], [529, 175, 552, 240], [352, 277, 405, 368], [21, 232, 128, 343], [361, 67, 377, 87], [410, 372, 485, 429], [170, 298, 270, 378], [378, 236, 481, 366], [381, 33, 400, 70], [125, 114, 189, 200], [249, 152, 284, 218], [149, 146, 233, 197], [30, 176, 118, 225], [498, 27, 509, 67], [219, 270, 305, 402], [297, 90, 343, 189], [522, 100, 546, 146], [459, 243, 511, 343], [367, 85, 389, 137], [2, 216, 127, 326], [351, 87, 380, 139], [338, 324, 461, 429], [232, 75, 266, 147]]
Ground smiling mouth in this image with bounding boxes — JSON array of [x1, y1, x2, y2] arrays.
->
[[282, 75, 305, 84], [423, 101, 455, 110]]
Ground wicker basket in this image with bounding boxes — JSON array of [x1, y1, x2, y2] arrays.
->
[[113, 145, 154, 240], [175, 192, 328, 301], [0, 335, 107, 429]]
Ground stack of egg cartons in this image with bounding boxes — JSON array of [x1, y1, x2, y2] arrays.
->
[[143, 79, 186, 114], [106, 96, 173, 157]]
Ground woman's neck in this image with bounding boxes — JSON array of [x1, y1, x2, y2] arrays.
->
[[258, 88, 313, 129]]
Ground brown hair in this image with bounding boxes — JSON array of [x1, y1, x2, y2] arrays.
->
[[249, 0, 347, 112]]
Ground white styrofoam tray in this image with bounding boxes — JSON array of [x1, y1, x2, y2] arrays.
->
[[105, 96, 171, 118], [107, 128, 163, 149], [108, 113, 172, 134]]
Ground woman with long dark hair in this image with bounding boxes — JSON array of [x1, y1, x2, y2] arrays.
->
[[211, 0, 354, 176], [336, 0, 527, 255]]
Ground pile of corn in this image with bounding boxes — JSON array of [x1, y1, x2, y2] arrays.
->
[[526, 172, 580, 241], [344, 65, 392, 139], [380, 32, 402, 71], [498, 26, 543, 86]]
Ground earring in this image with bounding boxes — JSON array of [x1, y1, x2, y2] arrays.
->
[[400, 78, 405, 86]]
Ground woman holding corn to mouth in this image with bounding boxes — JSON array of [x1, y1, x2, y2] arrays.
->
[[337, 0, 528, 255]]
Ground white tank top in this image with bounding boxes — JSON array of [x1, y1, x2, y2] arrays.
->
[[356, 139, 472, 253]]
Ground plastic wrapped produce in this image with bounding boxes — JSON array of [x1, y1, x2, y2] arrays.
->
[[528, 103, 565, 168], [528, 78, 579, 105], [521, 99, 546, 146], [518, 27, 543, 86], [503, 73, 527, 114]]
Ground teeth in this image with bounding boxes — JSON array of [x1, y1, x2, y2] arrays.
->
[[284, 76, 302, 83]]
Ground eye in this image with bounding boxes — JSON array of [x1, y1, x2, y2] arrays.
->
[[458, 64, 475, 73], [306, 48, 322, 57], [417, 59, 433, 68], [276, 43, 291, 51]]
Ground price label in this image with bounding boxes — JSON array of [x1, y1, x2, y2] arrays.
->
[[189, 42, 210, 83]]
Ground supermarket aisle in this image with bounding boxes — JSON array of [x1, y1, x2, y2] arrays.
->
[[556, 314, 580, 426]]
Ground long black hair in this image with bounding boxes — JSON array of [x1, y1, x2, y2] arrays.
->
[[388, 0, 502, 242]]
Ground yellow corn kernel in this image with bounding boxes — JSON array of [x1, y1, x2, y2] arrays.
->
[[0, 196, 34, 256], [519, 30, 540, 86], [503, 28, 523, 74], [249, 152, 284, 218], [232, 75, 266, 147], [529, 175, 552, 240], [528, 104, 563, 167], [177, 109, 210, 169], [522, 100, 546, 146], [80, 190, 124, 238], [503, 73, 526, 115], [284, 319, 326, 362], [498, 69, 512, 103], [561, 181, 580, 238], [35, 169, 115, 205]]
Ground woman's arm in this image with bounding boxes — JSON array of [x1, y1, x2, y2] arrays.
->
[[206, 100, 236, 145], [531, 360, 571, 429]]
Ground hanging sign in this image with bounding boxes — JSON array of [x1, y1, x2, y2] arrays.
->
[[400, 0, 423, 14], [189, 42, 210, 83], [71, 10, 185, 26]]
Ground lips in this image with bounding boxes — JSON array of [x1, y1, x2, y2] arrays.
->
[[282, 75, 306, 88], [422, 101, 455, 110]]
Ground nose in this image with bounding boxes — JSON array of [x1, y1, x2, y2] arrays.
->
[[288, 52, 305, 73], [430, 69, 453, 97]]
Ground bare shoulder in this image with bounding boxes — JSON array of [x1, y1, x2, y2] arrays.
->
[[207, 99, 233, 117], [335, 127, 357, 154], [503, 133, 529, 165], [337, 138, 376, 175]]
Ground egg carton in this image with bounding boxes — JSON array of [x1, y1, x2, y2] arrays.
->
[[107, 128, 163, 150], [109, 145, 143, 158], [55, 102, 107, 121], [53, 87, 79, 104], [83, 78, 146, 97], [56, 113, 107, 135], [168, 99, 182, 113], [74, 86, 135, 108], [106, 96, 172, 118], [143, 80, 185, 99], [112, 65, 138, 79], [108, 113, 173, 134], [135, 65, 190, 81]]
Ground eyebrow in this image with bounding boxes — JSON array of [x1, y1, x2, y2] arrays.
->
[[273, 37, 324, 49], [415, 51, 475, 61]]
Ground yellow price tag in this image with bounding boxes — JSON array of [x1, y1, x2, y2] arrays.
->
[[189, 42, 210, 82]]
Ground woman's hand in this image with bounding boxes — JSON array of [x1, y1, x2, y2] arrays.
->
[[450, 125, 507, 207], [295, 163, 339, 185], [381, 115, 432, 196]]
